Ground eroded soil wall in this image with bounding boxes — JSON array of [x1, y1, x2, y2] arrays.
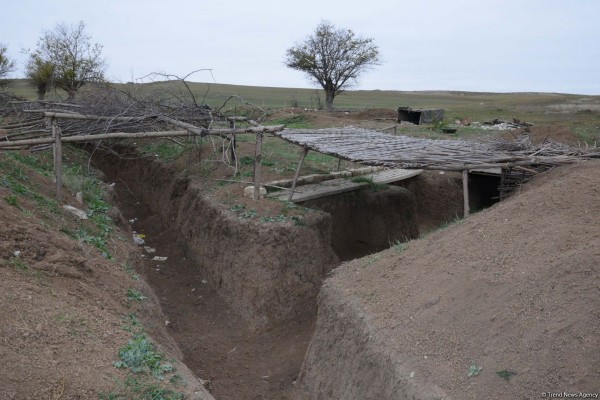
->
[[93, 147, 339, 330], [395, 171, 464, 233], [302, 186, 419, 261]]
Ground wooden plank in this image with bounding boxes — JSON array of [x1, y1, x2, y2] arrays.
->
[[253, 133, 263, 200], [365, 168, 423, 184], [52, 119, 62, 202], [288, 147, 309, 201], [463, 170, 470, 217], [271, 179, 368, 203]]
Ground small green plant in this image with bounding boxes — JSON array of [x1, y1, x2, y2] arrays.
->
[[239, 156, 254, 166], [391, 240, 407, 254], [114, 334, 174, 380], [468, 364, 483, 377], [123, 263, 140, 281], [496, 369, 517, 381], [4, 256, 29, 271], [230, 203, 246, 212], [127, 289, 147, 302], [291, 215, 305, 226], [261, 214, 287, 223], [4, 194, 18, 207], [239, 209, 257, 219]]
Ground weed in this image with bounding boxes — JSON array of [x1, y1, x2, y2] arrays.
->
[[127, 289, 147, 302], [100, 375, 185, 400], [239, 210, 257, 219], [391, 240, 407, 254], [239, 156, 254, 166], [467, 364, 483, 377], [291, 215, 305, 226], [496, 369, 517, 381], [114, 334, 174, 380], [261, 214, 287, 223], [230, 204, 246, 212], [123, 263, 140, 281], [3, 256, 29, 271], [4, 194, 19, 207]]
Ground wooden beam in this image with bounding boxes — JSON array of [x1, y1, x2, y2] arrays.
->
[[462, 169, 470, 218], [52, 119, 63, 202], [288, 147, 310, 201], [0, 125, 287, 149], [253, 133, 263, 200]]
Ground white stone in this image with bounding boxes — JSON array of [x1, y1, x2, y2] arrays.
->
[[244, 185, 267, 199]]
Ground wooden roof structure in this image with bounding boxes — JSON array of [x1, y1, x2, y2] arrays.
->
[[274, 127, 599, 171]]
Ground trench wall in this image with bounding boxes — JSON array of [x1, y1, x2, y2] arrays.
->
[[93, 149, 339, 330], [291, 280, 447, 400], [302, 186, 419, 261]]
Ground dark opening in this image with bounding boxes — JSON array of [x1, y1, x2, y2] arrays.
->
[[397, 107, 422, 124], [469, 172, 501, 211]]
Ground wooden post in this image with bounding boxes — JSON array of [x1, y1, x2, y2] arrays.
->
[[288, 147, 310, 202], [52, 118, 63, 202], [336, 158, 342, 171], [462, 169, 469, 217], [253, 132, 263, 200]]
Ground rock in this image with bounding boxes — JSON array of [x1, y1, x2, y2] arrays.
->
[[63, 205, 88, 220], [244, 185, 267, 199]]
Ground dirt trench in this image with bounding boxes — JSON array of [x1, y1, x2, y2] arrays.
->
[[91, 147, 467, 399]]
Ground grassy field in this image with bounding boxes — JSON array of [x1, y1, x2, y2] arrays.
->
[[4, 78, 599, 139]]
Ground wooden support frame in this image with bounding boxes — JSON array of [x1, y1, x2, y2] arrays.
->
[[253, 133, 263, 200], [52, 118, 63, 202], [462, 169, 470, 218], [288, 147, 310, 201]]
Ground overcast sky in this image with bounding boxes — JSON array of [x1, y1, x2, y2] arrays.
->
[[1, 0, 599, 94]]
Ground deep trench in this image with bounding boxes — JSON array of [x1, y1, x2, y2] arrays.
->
[[93, 149, 500, 399]]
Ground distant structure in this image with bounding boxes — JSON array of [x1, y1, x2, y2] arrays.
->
[[397, 107, 445, 125]]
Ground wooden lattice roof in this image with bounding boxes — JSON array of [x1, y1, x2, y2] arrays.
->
[[275, 127, 599, 171]]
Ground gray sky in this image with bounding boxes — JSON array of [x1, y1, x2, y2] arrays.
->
[[1, 0, 599, 94]]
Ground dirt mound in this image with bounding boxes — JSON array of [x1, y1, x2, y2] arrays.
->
[[294, 160, 600, 399], [0, 155, 212, 399]]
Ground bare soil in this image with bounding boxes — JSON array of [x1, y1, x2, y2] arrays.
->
[[0, 157, 212, 399], [1, 107, 595, 400], [294, 160, 600, 399]]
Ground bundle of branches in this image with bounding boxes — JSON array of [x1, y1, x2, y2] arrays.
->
[[488, 133, 599, 158]]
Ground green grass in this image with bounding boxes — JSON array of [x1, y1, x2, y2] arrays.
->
[[127, 289, 147, 302], [140, 140, 190, 162], [496, 369, 517, 381], [101, 314, 185, 400], [266, 114, 312, 128]]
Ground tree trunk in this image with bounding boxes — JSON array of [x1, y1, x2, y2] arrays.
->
[[325, 90, 335, 111], [66, 89, 77, 102]]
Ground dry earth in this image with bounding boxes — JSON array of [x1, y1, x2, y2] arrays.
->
[[0, 107, 597, 400], [294, 160, 600, 399]]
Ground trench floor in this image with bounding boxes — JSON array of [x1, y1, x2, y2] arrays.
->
[[113, 181, 316, 400]]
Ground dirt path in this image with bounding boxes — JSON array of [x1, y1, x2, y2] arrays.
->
[[113, 182, 315, 400]]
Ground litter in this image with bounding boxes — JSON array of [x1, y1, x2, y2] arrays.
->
[[152, 256, 167, 261], [63, 205, 88, 220]]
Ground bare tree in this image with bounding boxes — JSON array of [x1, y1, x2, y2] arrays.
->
[[0, 43, 16, 87], [33, 21, 105, 101], [26, 54, 55, 100], [285, 21, 381, 111]]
